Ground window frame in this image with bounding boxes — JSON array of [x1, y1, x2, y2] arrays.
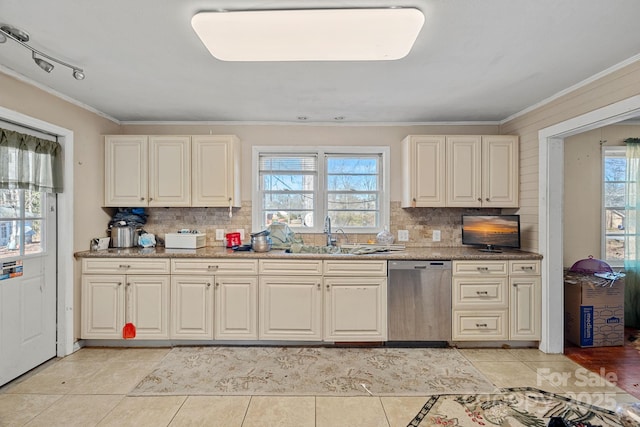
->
[[602, 146, 627, 267], [252, 146, 390, 234]]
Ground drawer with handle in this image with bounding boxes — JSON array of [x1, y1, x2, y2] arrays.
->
[[171, 259, 258, 275], [452, 310, 508, 340], [509, 260, 541, 275], [82, 258, 170, 274], [453, 277, 508, 308], [452, 261, 508, 276]]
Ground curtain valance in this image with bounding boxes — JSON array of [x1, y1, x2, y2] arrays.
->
[[0, 128, 63, 193]]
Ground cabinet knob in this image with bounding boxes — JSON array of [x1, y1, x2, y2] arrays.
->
[[126, 282, 130, 287], [326, 284, 330, 291], [208, 265, 218, 270], [513, 283, 520, 287], [476, 291, 488, 295], [486, 197, 490, 202], [149, 197, 153, 201], [216, 282, 220, 288], [117, 282, 122, 286], [140, 197, 145, 201], [118, 264, 130, 269], [476, 323, 488, 328], [477, 267, 489, 271], [477, 198, 482, 202], [207, 282, 211, 288]]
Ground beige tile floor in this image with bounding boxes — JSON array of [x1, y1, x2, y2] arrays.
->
[[0, 347, 637, 427]]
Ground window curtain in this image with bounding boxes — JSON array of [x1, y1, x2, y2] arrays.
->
[[624, 138, 640, 328], [0, 128, 63, 193]]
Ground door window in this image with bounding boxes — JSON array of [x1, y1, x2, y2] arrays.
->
[[0, 189, 46, 258]]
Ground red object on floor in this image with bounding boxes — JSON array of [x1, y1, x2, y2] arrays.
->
[[565, 327, 640, 399], [123, 322, 136, 339]]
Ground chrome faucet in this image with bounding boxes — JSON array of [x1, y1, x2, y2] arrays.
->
[[324, 215, 336, 246]]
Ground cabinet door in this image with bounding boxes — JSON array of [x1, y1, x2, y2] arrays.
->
[[215, 276, 258, 340], [510, 276, 541, 340], [127, 275, 170, 339], [148, 136, 191, 206], [482, 136, 519, 207], [259, 276, 322, 341], [104, 136, 148, 207], [401, 136, 446, 207], [446, 136, 482, 207], [324, 277, 387, 342], [81, 275, 125, 339], [171, 275, 214, 340], [191, 135, 241, 207]]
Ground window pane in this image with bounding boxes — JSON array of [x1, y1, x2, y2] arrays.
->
[[605, 236, 625, 261], [263, 192, 313, 210], [0, 220, 20, 256], [604, 208, 625, 234], [604, 157, 626, 181], [262, 174, 315, 192], [24, 219, 43, 255], [264, 210, 313, 227], [24, 191, 43, 218], [0, 190, 20, 219], [327, 175, 378, 191], [327, 157, 378, 174], [328, 193, 378, 211], [604, 183, 625, 207], [328, 210, 377, 228]]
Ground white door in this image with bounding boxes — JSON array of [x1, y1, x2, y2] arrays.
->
[[0, 190, 57, 386]]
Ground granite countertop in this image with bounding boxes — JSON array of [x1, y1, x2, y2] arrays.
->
[[75, 246, 542, 260]]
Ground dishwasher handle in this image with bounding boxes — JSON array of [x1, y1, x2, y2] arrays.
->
[[389, 260, 452, 270]]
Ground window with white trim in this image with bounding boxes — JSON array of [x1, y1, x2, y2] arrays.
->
[[602, 146, 626, 266], [252, 147, 389, 233]]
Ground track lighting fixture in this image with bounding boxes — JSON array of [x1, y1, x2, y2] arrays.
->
[[0, 24, 85, 80]]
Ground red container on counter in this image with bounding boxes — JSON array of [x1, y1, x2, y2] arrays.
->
[[226, 232, 241, 248]]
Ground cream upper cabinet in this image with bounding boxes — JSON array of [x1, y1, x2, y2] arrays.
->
[[401, 135, 446, 207], [104, 135, 148, 207], [104, 135, 190, 207], [481, 135, 519, 208], [446, 136, 483, 207], [402, 134, 518, 208], [104, 134, 240, 207], [191, 135, 241, 207], [148, 136, 191, 206]]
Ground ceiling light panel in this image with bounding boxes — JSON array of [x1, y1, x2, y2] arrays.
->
[[191, 8, 424, 61]]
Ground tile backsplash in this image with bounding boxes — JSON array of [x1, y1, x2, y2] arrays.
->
[[140, 201, 499, 248]]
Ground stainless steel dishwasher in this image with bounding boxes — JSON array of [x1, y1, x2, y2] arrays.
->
[[387, 260, 452, 344]]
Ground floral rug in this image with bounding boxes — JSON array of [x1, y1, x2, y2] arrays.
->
[[129, 346, 498, 396], [408, 387, 622, 427]]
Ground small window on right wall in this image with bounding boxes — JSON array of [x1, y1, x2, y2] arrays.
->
[[602, 146, 626, 266]]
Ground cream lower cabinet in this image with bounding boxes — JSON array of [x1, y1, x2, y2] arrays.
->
[[509, 261, 541, 340], [259, 260, 323, 341], [171, 259, 258, 340], [452, 260, 540, 341], [323, 260, 387, 342], [81, 258, 170, 340]]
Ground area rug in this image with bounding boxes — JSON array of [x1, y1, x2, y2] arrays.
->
[[408, 387, 622, 427], [129, 346, 498, 396]]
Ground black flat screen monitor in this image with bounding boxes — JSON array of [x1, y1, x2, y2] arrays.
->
[[461, 215, 520, 253]]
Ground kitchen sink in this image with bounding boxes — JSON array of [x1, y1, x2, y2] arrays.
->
[[285, 244, 404, 255]]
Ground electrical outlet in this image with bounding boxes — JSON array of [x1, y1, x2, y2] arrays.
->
[[236, 229, 245, 241], [432, 230, 441, 242], [215, 229, 224, 240], [397, 230, 409, 242]]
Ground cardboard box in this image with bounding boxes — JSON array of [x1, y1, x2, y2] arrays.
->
[[165, 233, 206, 249], [564, 280, 624, 347]]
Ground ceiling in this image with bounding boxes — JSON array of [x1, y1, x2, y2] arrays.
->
[[1, 0, 640, 124]]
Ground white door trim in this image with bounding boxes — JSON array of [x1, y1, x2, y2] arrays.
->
[[0, 106, 75, 357], [538, 94, 640, 353]]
